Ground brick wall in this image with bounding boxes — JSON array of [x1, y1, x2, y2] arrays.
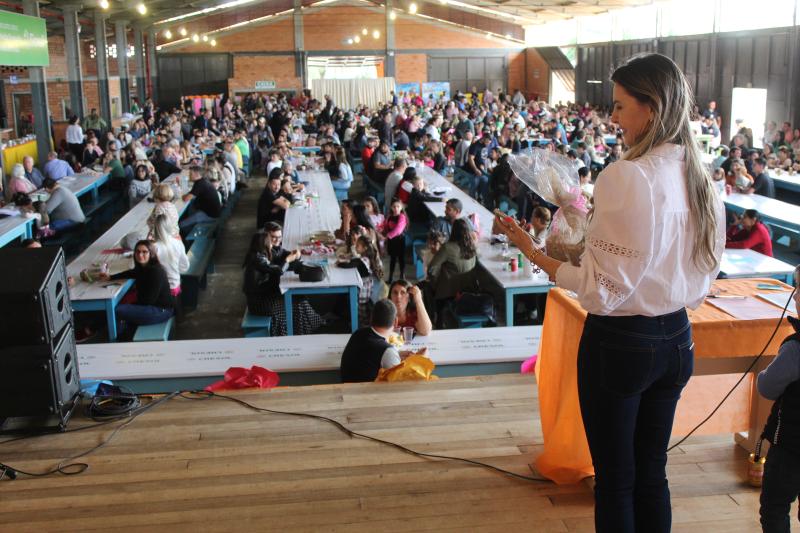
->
[[178, 19, 295, 53], [525, 48, 550, 102], [395, 16, 517, 50], [229, 55, 302, 93], [395, 54, 427, 84]]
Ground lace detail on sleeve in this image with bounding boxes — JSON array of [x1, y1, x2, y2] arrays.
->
[[587, 236, 644, 259], [595, 272, 626, 301]]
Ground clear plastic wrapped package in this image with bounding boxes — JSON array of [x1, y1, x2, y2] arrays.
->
[[507, 150, 589, 265]]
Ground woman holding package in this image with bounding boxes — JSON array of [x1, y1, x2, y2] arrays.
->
[[495, 53, 725, 533]]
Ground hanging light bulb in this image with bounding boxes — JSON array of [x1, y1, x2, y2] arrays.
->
[[409, 2, 417, 14], [505, 33, 511, 39], [136, 2, 146, 15], [347, 38, 353, 45], [202, 34, 209, 42], [210, 39, 217, 46], [99, 0, 109, 9], [192, 33, 199, 42], [373, 29, 380, 39], [164, 29, 172, 39], [353, 35, 361, 43], [179, 27, 187, 36], [362, 28, 368, 35], [389, 10, 396, 20]]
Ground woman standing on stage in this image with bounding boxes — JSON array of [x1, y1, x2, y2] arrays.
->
[[496, 53, 725, 533]]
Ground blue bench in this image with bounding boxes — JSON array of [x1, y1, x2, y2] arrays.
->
[[413, 243, 426, 280], [181, 238, 216, 309], [455, 314, 492, 329], [133, 317, 175, 341], [454, 168, 473, 189], [365, 176, 385, 208], [241, 309, 272, 337], [186, 221, 218, 242]]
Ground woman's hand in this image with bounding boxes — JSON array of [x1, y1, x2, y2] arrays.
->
[[408, 285, 423, 301], [287, 250, 301, 263], [493, 210, 536, 258], [97, 272, 111, 282]]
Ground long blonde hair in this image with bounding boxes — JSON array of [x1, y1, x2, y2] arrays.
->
[[611, 53, 719, 272]]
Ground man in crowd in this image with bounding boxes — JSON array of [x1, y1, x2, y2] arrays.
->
[[43, 178, 85, 233], [43, 152, 74, 182], [431, 198, 475, 242], [22, 155, 45, 188], [181, 165, 221, 234], [340, 299, 404, 383]]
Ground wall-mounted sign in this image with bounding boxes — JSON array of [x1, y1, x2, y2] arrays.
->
[[9, 75, 18, 84], [0, 11, 49, 67], [254, 80, 276, 90]]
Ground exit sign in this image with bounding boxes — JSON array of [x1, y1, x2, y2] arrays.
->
[[255, 80, 276, 90]]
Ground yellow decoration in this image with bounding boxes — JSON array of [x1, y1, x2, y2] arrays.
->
[[375, 355, 438, 382]]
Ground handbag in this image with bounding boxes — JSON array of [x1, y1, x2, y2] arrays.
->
[[298, 263, 325, 282]]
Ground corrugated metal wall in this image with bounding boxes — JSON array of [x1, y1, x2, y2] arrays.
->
[[575, 26, 800, 132], [158, 54, 232, 109]]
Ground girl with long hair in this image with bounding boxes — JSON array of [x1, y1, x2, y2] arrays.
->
[[495, 53, 725, 533]]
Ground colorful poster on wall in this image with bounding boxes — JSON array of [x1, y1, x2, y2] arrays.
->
[[396, 82, 421, 97], [422, 82, 451, 103], [0, 11, 49, 67]]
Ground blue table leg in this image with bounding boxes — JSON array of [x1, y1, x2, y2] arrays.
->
[[285, 291, 294, 336], [91, 186, 99, 202], [505, 289, 515, 327], [24, 219, 33, 239], [105, 300, 118, 342], [349, 286, 358, 332]]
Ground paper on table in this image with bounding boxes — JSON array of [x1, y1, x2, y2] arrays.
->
[[756, 292, 797, 314], [706, 295, 795, 320]]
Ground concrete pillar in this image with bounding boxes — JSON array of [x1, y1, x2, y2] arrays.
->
[[146, 28, 159, 104], [293, 0, 306, 87], [93, 10, 112, 129], [385, 0, 395, 78], [22, 0, 51, 167], [133, 26, 146, 105], [115, 20, 130, 113], [62, 4, 85, 120]]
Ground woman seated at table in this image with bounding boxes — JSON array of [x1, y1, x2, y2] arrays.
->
[[352, 203, 381, 250], [242, 222, 323, 336], [150, 213, 189, 296], [428, 218, 479, 302], [6, 163, 36, 200], [82, 136, 104, 168], [256, 168, 292, 228], [147, 183, 180, 238], [98, 240, 175, 341], [389, 280, 433, 336], [726, 208, 773, 257], [338, 235, 384, 328]]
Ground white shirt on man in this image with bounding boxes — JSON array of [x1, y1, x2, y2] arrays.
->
[[556, 143, 726, 317]]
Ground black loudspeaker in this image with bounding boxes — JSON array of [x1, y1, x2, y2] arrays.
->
[[0, 247, 80, 433], [0, 247, 72, 347]]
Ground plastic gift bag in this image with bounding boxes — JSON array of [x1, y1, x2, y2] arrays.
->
[[375, 354, 438, 382], [507, 151, 589, 265], [205, 365, 280, 391]]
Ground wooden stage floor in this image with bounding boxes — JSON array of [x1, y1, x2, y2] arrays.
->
[[0, 374, 778, 532]]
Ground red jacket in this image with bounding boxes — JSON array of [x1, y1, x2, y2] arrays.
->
[[726, 221, 773, 257]]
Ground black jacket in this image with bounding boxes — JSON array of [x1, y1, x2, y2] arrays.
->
[[340, 327, 392, 383], [111, 264, 174, 309], [763, 316, 800, 454], [242, 247, 297, 298]]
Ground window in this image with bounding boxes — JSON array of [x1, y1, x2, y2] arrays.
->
[[577, 13, 612, 45], [612, 5, 658, 41], [659, 0, 715, 37], [525, 19, 578, 47], [718, 0, 795, 32]]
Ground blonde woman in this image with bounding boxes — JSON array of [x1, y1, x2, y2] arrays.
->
[[496, 53, 725, 533], [150, 213, 189, 296], [147, 183, 180, 238], [6, 163, 36, 200]]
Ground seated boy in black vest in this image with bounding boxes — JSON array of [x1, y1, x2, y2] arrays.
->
[[340, 299, 401, 383], [758, 281, 800, 532]]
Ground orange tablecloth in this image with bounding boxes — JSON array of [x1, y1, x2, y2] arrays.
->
[[535, 278, 794, 484]]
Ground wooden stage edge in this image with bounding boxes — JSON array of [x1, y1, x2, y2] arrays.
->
[[0, 374, 782, 533]]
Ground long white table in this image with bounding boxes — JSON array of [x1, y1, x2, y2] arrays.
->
[[68, 172, 190, 341], [77, 325, 542, 384], [720, 248, 795, 283], [724, 192, 800, 234], [767, 169, 800, 195], [282, 169, 361, 335], [0, 212, 33, 247], [415, 164, 552, 325]]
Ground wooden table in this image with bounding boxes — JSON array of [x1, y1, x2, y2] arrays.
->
[[416, 164, 552, 325], [534, 278, 793, 484], [67, 172, 190, 341]]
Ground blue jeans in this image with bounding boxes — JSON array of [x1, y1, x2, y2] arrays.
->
[[577, 309, 694, 533], [49, 219, 80, 233], [116, 303, 174, 325], [760, 444, 800, 532], [179, 209, 216, 232]]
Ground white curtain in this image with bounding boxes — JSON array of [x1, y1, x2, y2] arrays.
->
[[311, 78, 395, 110]]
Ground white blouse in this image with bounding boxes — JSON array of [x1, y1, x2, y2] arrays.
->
[[66, 124, 84, 144], [556, 143, 726, 317]]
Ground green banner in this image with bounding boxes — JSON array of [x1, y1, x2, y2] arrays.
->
[[0, 10, 49, 67]]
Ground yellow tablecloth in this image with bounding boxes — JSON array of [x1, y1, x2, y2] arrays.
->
[[2, 139, 38, 176], [535, 278, 794, 484]]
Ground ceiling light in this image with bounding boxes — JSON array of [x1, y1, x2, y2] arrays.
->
[[99, 0, 109, 8], [179, 27, 187, 36], [192, 33, 199, 42], [164, 29, 172, 39], [389, 10, 396, 20], [362, 28, 368, 35], [440, 0, 447, 3], [210, 39, 217, 46], [505, 33, 511, 39], [353, 35, 361, 43], [409, 2, 417, 14], [347, 38, 353, 44], [136, 2, 146, 15], [373, 29, 380, 39], [202, 34, 208, 41]]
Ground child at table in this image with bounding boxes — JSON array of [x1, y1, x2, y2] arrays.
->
[[383, 198, 409, 283], [338, 235, 384, 328], [757, 274, 800, 531]]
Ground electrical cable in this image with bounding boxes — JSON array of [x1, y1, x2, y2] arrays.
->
[[666, 285, 796, 452]]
